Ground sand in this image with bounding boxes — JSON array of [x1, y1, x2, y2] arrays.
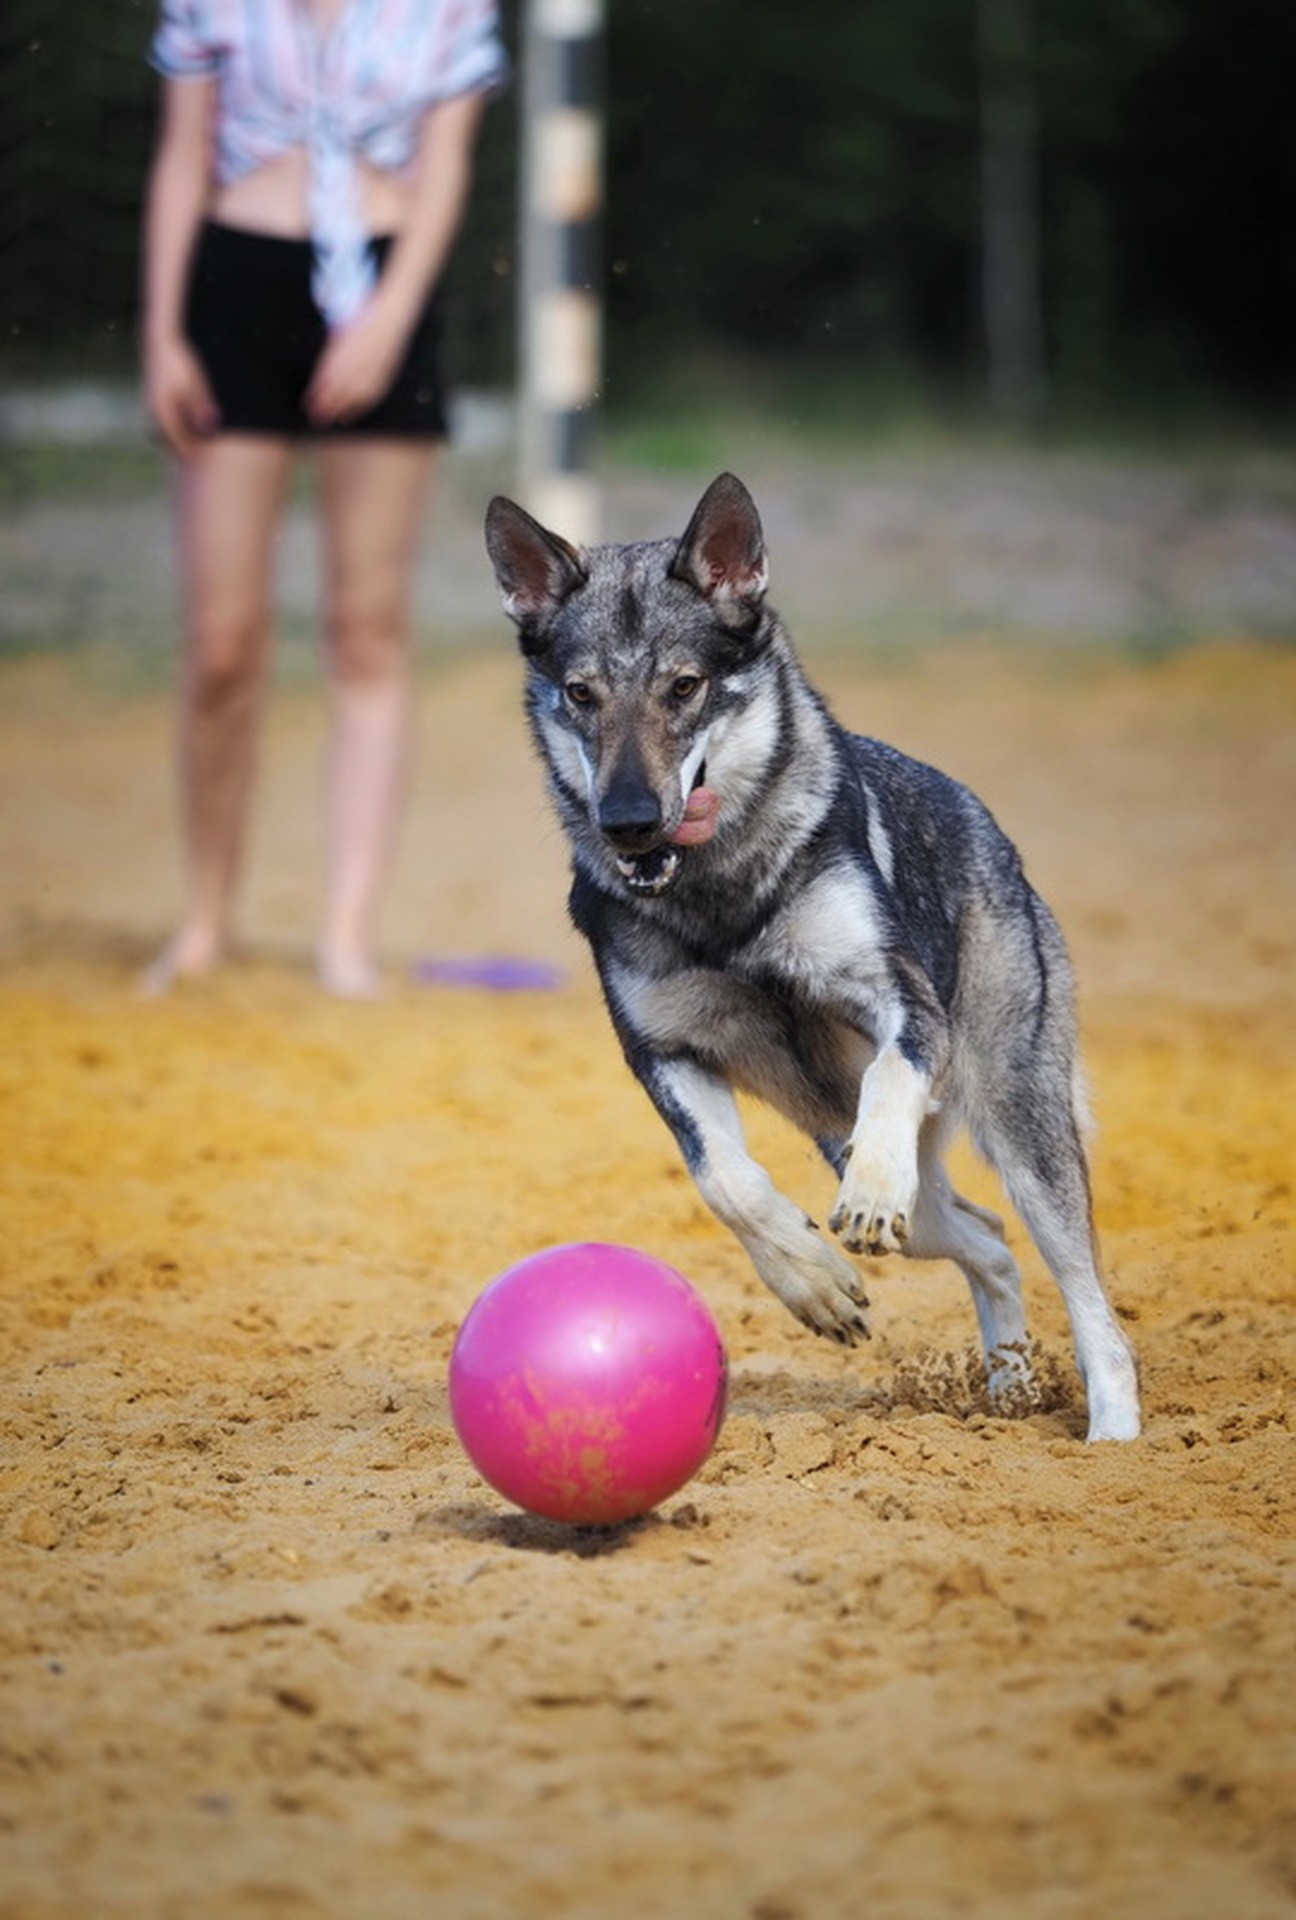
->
[[0, 636, 1293, 1919]]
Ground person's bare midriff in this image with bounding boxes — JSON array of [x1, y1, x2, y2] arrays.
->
[[209, 147, 414, 239]]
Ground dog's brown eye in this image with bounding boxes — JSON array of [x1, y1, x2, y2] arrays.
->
[[565, 679, 594, 706], [671, 674, 704, 703]]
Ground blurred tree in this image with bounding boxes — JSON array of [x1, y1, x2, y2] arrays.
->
[[1117, 0, 1296, 400], [0, 0, 155, 365], [1035, 0, 1180, 405], [977, 0, 1045, 421], [603, 0, 1292, 418], [0, 0, 1289, 418], [605, 1, 976, 383]]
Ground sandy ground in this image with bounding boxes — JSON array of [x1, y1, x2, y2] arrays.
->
[[0, 592, 1294, 1914]]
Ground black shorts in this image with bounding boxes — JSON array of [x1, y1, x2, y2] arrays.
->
[[184, 220, 450, 439]]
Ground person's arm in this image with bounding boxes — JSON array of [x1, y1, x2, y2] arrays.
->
[[142, 75, 220, 457], [305, 88, 488, 426]]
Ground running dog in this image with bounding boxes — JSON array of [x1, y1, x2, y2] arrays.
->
[[485, 473, 1140, 1441]]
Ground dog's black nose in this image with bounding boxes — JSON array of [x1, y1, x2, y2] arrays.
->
[[599, 785, 663, 849]]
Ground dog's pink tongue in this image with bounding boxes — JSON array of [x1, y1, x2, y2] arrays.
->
[[670, 786, 719, 847]]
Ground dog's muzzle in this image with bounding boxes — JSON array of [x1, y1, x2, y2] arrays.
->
[[606, 760, 707, 896]]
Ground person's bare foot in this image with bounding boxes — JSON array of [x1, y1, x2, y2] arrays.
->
[[316, 947, 384, 1001], [137, 927, 224, 998]]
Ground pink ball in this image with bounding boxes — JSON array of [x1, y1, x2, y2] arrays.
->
[[449, 1242, 728, 1526]]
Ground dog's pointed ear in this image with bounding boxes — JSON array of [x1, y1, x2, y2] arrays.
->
[[485, 496, 589, 637], [670, 473, 769, 620]]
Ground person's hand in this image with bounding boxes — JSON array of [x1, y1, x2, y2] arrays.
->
[[145, 336, 219, 458], [305, 303, 409, 427]]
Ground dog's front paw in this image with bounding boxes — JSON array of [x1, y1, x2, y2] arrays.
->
[[829, 1145, 918, 1257], [748, 1223, 872, 1347]]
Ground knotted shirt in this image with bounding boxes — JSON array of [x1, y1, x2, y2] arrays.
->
[[151, 0, 507, 326]]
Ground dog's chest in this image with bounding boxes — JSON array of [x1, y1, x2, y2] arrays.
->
[[727, 860, 889, 998], [622, 862, 890, 1060]]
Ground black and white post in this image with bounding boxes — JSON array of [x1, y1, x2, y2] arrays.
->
[[517, 0, 604, 544]]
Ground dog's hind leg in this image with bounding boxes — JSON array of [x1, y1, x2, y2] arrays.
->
[[906, 1127, 1033, 1406], [645, 1056, 872, 1346], [976, 1089, 1140, 1443]]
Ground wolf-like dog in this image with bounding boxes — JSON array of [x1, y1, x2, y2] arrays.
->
[[485, 473, 1140, 1442]]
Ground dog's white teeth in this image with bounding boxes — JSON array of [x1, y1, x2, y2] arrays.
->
[[616, 848, 681, 895]]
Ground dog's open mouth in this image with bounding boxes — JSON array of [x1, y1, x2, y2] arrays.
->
[[615, 845, 682, 896]]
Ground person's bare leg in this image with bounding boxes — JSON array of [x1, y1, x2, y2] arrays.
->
[[141, 436, 294, 995], [313, 437, 437, 999]]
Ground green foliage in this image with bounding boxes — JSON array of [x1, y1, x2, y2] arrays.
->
[[605, 0, 976, 367], [0, 0, 156, 362], [0, 0, 1291, 413], [603, 0, 1294, 413]]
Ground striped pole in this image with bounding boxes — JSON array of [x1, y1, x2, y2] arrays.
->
[[517, 0, 604, 545]]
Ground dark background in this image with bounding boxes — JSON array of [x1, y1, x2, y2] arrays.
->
[[1, 0, 1292, 428]]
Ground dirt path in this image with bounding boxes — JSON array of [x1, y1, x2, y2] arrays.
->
[[1, 639, 1293, 1919]]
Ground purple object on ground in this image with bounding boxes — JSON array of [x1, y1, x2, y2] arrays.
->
[[411, 955, 564, 992], [448, 1243, 729, 1526]]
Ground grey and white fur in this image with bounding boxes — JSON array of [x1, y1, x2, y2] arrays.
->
[[485, 473, 1140, 1441]]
